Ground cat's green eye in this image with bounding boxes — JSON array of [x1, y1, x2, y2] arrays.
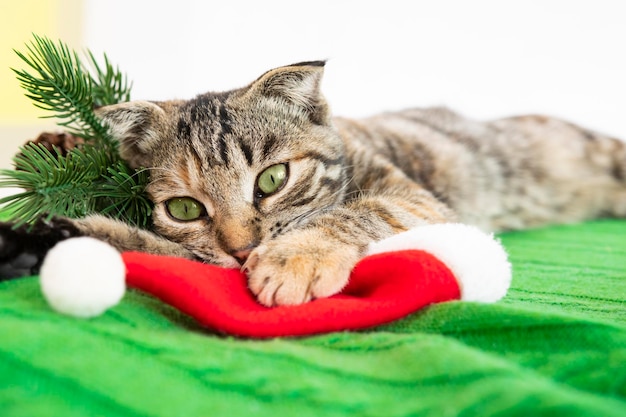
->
[[165, 197, 206, 221], [257, 163, 288, 196]]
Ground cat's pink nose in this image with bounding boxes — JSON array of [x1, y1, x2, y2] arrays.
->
[[231, 247, 253, 266]]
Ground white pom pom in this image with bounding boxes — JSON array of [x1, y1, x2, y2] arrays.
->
[[366, 223, 512, 302], [40, 237, 126, 318]]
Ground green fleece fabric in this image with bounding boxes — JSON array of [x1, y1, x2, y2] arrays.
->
[[1, 220, 625, 416]]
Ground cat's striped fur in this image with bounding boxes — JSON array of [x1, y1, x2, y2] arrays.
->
[[2, 61, 625, 306]]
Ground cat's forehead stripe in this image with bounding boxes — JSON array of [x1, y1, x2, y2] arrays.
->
[[177, 118, 192, 140], [261, 134, 280, 160], [216, 102, 234, 166], [239, 139, 254, 166]]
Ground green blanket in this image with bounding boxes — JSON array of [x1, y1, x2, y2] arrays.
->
[[1, 220, 625, 416]]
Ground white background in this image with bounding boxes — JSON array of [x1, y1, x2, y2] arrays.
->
[[84, 0, 625, 138]]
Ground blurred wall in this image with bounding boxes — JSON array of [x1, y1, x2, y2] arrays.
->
[[0, 0, 82, 171], [83, 0, 626, 138]]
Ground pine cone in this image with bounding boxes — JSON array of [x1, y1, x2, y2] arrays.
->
[[22, 131, 84, 157]]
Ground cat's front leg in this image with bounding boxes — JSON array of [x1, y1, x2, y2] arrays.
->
[[245, 227, 362, 306], [73, 215, 195, 259], [0, 214, 195, 280]]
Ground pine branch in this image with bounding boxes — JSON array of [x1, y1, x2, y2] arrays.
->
[[0, 144, 153, 228], [86, 50, 132, 107], [0, 144, 103, 226], [94, 165, 153, 228], [1, 35, 152, 229], [12, 35, 112, 145]]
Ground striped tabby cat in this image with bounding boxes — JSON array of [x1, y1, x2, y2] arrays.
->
[[1, 61, 625, 306]]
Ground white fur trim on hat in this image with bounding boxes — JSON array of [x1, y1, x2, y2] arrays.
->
[[366, 223, 512, 302], [40, 237, 126, 318]]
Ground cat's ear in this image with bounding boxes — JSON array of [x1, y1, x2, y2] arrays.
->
[[246, 61, 331, 125], [96, 101, 168, 168]]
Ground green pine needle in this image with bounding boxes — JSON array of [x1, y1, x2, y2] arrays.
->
[[95, 164, 153, 228], [0, 144, 102, 226], [86, 49, 132, 107], [1, 34, 152, 228], [12, 35, 113, 144]]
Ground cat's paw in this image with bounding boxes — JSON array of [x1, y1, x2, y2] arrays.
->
[[245, 229, 361, 306]]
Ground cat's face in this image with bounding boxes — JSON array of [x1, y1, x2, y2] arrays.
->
[[98, 62, 347, 267]]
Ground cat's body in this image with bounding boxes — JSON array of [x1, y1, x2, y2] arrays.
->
[[337, 108, 626, 231], [2, 61, 625, 306]]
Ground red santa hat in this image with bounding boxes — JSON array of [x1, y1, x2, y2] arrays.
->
[[40, 223, 511, 338]]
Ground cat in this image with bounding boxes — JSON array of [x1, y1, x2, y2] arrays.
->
[[1, 60, 625, 306]]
